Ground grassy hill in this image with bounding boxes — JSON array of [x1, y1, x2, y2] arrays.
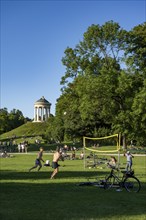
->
[[0, 122, 81, 152], [0, 122, 48, 141]]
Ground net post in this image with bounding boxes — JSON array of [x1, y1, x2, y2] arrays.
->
[[117, 133, 121, 177], [83, 137, 86, 169]]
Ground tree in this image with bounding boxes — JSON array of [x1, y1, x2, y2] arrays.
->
[[59, 21, 129, 143], [0, 108, 9, 134], [0, 108, 31, 135], [54, 21, 146, 147], [125, 22, 146, 73], [8, 109, 25, 130], [123, 22, 146, 145], [61, 20, 127, 86], [131, 79, 146, 145]]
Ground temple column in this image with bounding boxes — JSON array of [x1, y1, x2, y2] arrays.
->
[[42, 107, 44, 121], [45, 108, 48, 120], [37, 107, 38, 121]]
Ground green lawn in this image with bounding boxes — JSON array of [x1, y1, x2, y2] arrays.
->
[[0, 153, 146, 220]]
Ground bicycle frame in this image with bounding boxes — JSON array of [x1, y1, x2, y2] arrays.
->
[[105, 168, 124, 187]]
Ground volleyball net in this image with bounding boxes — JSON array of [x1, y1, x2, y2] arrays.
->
[[83, 134, 121, 168]]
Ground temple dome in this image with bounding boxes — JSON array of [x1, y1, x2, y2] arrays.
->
[[35, 96, 51, 106]]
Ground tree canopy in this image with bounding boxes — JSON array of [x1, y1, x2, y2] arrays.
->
[[45, 21, 146, 147], [0, 108, 31, 135]]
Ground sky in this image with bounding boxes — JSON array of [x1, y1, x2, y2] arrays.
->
[[1, 0, 145, 119]]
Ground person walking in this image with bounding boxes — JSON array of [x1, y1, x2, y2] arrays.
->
[[50, 147, 62, 179], [29, 147, 44, 172]]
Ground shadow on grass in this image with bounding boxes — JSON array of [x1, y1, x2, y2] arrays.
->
[[1, 176, 146, 220], [0, 167, 145, 179], [0, 169, 108, 181]]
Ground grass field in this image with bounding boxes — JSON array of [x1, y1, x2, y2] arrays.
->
[[0, 152, 146, 220]]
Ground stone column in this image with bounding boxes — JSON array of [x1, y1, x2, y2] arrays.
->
[[37, 107, 39, 121], [45, 108, 48, 120], [34, 107, 36, 121], [42, 107, 44, 121]]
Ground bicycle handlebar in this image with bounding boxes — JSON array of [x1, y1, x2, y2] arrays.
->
[[107, 163, 119, 171]]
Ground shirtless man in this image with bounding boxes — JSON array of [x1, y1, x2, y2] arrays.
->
[[50, 147, 61, 179]]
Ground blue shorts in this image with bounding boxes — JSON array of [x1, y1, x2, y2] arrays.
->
[[35, 159, 41, 165]]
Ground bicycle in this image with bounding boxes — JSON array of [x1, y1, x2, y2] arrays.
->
[[104, 166, 141, 193]]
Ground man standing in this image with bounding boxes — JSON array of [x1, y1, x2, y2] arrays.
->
[[50, 147, 62, 179], [124, 151, 134, 171], [29, 147, 44, 172]]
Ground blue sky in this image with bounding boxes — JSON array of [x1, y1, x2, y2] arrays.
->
[[1, 0, 145, 119]]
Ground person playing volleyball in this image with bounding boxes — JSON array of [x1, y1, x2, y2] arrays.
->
[[50, 147, 62, 179], [29, 147, 44, 172]]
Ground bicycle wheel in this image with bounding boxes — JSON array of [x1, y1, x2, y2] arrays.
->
[[104, 176, 114, 189], [124, 176, 141, 192]]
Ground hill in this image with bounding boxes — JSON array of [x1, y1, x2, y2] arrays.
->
[[0, 122, 48, 140]]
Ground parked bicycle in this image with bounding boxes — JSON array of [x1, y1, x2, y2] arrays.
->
[[78, 164, 141, 193], [104, 165, 141, 193]]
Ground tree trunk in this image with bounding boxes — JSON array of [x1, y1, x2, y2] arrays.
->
[[122, 134, 127, 149]]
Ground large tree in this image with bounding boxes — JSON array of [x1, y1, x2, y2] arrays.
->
[[53, 21, 145, 146]]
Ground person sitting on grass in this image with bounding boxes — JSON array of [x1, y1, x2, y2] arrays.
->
[[80, 151, 84, 160], [70, 150, 76, 160], [29, 147, 44, 172], [107, 156, 117, 169]]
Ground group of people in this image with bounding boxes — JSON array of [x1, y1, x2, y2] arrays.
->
[[29, 146, 62, 179], [18, 142, 28, 153], [29, 147, 134, 179]]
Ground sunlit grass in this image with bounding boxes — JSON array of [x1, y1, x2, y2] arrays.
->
[[0, 153, 146, 220]]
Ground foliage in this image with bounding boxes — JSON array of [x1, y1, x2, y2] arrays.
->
[[50, 21, 146, 146], [130, 79, 146, 145], [125, 22, 146, 72], [0, 108, 31, 135]]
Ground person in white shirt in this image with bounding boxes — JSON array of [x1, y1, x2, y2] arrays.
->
[[124, 151, 134, 171]]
